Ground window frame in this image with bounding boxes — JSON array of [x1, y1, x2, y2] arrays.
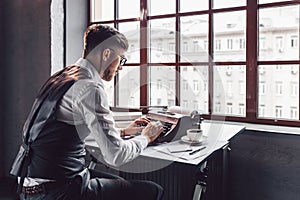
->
[[89, 0, 300, 127]]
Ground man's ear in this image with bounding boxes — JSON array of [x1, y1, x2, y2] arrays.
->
[[102, 48, 111, 61]]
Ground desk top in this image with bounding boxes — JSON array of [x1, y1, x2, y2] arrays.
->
[[85, 121, 245, 166], [141, 122, 245, 165]]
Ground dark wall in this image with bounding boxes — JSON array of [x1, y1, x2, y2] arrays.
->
[[229, 130, 300, 200], [0, 0, 51, 177], [0, 0, 4, 178]]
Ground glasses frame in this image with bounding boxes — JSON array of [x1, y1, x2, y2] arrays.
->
[[109, 48, 127, 66]]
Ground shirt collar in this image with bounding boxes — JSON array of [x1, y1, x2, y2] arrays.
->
[[75, 58, 103, 85]]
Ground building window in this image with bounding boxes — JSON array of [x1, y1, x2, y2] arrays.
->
[[182, 42, 188, 52], [193, 41, 199, 52], [214, 102, 221, 113], [157, 79, 162, 90], [183, 80, 188, 91], [259, 105, 265, 117], [259, 81, 266, 95], [182, 100, 188, 108], [239, 38, 245, 49], [193, 80, 199, 93], [290, 107, 298, 119], [291, 82, 298, 96], [239, 103, 245, 116], [275, 82, 283, 96], [227, 39, 233, 50], [215, 39, 221, 50], [291, 35, 298, 48], [275, 36, 284, 52], [227, 81, 233, 98], [275, 106, 283, 118], [226, 103, 233, 114]]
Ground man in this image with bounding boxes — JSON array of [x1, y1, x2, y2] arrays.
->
[[10, 24, 164, 199]]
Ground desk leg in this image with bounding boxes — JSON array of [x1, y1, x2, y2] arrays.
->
[[222, 144, 231, 200], [192, 161, 208, 200]]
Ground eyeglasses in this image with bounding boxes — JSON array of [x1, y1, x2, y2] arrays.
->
[[109, 48, 127, 66], [119, 55, 127, 66]]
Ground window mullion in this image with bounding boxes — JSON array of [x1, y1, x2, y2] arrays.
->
[[140, 0, 148, 107], [246, 0, 258, 121]]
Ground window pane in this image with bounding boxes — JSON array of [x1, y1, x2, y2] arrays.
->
[[213, 11, 246, 62], [180, 15, 209, 62], [118, 22, 140, 63], [149, 66, 176, 107], [259, 0, 285, 4], [180, 0, 208, 12], [118, 0, 140, 19], [149, 0, 176, 16], [213, 0, 246, 9], [117, 67, 140, 108], [213, 65, 246, 116], [258, 65, 299, 120], [92, 0, 114, 22], [258, 5, 299, 61], [180, 66, 209, 114], [149, 18, 176, 63]]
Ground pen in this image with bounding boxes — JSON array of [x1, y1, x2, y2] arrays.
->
[[189, 146, 206, 155]]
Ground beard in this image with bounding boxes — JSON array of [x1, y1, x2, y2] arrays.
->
[[102, 67, 114, 81]]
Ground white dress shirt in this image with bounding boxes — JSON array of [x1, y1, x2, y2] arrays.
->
[[23, 58, 148, 186]]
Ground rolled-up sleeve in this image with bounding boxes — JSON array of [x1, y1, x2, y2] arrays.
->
[[75, 80, 148, 167]]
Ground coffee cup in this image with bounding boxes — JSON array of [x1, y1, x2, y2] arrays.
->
[[187, 129, 203, 142]]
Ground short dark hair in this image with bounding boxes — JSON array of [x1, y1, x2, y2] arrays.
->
[[82, 24, 129, 58]]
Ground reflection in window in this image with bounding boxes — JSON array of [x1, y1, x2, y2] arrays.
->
[[149, 66, 175, 107], [180, 15, 209, 62], [213, 10, 246, 61], [180, 0, 208, 12], [258, 65, 299, 120], [150, 18, 175, 63], [259, 5, 299, 61], [150, 0, 175, 16], [118, 22, 140, 63], [213, 0, 246, 9], [117, 67, 140, 108]]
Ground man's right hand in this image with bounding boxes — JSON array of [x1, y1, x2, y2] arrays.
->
[[141, 121, 164, 144]]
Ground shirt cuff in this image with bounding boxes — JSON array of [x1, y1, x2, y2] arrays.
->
[[131, 135, 149, 149]]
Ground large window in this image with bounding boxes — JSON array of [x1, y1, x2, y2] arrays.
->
[[90, 0, 300, 126]]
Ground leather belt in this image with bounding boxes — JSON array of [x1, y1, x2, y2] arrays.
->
[[21, 181, 67, 195]]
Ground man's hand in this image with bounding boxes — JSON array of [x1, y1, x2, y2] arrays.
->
[[123, 118, 150, 136], [141, 121, 164, 144]]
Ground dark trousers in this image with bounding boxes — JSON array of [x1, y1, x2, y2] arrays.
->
[[20, 169, 164, 200]]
